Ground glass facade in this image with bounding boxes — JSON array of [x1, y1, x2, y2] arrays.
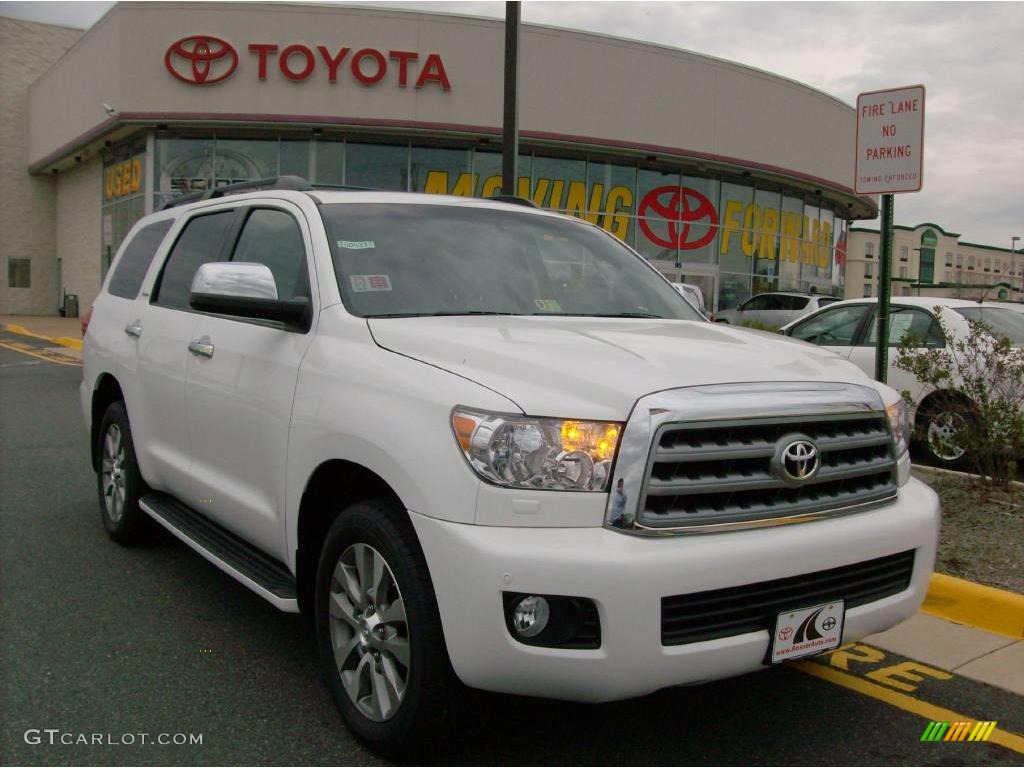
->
[[101, 136, 148, 279], [109, 132, 849, 311]]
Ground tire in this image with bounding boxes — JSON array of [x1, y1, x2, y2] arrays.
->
[[918, 400, 972, 472], [95, 400, 154, 544], [315, 498, 452, 755]]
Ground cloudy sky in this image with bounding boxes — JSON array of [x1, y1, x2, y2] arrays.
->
[[2, 0, 1021, 248]]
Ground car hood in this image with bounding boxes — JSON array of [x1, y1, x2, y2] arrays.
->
[[368, 316, 876, 421]]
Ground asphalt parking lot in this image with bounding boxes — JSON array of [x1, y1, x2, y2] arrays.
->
[[0, 330, 1021, 766]]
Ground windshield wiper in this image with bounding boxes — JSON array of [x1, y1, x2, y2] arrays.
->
[[590, 312, 665, 319], [369, 311, 518, 318], [528, 312, 665, 319]]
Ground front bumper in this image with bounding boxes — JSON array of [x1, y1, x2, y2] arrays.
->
[[410, 477, 940, 702]]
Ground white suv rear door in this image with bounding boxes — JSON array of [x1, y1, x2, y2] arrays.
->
[[138, 209, 238, 495]]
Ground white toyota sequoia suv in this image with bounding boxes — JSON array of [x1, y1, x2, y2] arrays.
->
[[82, 177, 940, 751]]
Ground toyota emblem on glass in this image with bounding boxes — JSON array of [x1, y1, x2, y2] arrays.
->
[[771, 434, 821, 485]]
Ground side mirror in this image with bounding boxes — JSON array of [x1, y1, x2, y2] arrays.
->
[[190, 262, 310, 331]]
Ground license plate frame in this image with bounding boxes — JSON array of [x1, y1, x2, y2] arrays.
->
[[770, 600, 845, 663]]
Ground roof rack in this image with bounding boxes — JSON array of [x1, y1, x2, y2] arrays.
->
[[490, 194, 538, 208], [162, 175, 315, 210]]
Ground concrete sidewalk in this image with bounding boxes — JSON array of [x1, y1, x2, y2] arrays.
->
[[865, 613, 1023, 696]]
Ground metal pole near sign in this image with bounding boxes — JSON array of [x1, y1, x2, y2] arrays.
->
[[876, 194, 894, 382], [855, 84, 925, 384], [501, 1, 521, 196]]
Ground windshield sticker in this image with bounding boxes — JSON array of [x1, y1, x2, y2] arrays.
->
[[338, 240, 376, 250], [534, 299, 563, 312], [350, 275, 392, 292]]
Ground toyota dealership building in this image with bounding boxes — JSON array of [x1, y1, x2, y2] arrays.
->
[[2, 1, 882, 317]]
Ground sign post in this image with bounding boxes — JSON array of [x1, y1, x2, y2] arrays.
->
[[855, 85, 925, 383], [876, 194, 894, 382], [501, 1, 521, 196]]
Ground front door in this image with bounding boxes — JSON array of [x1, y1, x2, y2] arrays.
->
[[184, 203, 317, 559]]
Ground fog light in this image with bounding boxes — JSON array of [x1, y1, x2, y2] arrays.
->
[[512, 595, 550, 637]]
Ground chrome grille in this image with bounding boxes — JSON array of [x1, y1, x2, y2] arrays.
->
[[638, 413, 897, 529]]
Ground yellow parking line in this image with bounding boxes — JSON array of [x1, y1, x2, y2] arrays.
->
[[795, 660, 1024, 754], [0, 341, 81, 367], [1, 323, 83, 350]]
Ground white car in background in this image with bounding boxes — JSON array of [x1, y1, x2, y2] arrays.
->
[[670, 282, 707, 315], [715, 292, 839, 328], [781, 297, 1024, 469]]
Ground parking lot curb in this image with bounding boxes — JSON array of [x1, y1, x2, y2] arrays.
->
[[912, 463, 1024, 490], [923, 573, 1024, 639], [1, 323, 83, 351]]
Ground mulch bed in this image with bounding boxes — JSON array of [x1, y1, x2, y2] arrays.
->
[[912, 468, 1023, 593]]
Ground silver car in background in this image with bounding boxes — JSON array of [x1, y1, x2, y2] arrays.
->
[[714, 291, 839, 327]]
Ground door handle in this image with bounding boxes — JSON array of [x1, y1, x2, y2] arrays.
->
[[187, 336, 215, 359], [124, 320, 142, 338]]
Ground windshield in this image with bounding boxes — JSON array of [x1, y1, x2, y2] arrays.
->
[[320, 203, 702, 320], [954, 307, 1024, 345]]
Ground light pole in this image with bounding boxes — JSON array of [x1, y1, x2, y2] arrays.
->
[[912, 246, 922, 296], [1013, 236, 1021, 301]]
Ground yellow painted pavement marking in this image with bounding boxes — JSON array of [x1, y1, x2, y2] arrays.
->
[[1, 324, 83, 350], [0, 341, 81, 367], [795, 660, 1024, 754]]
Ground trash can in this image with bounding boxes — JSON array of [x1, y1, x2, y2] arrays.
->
[[64, 294, 79, 319]]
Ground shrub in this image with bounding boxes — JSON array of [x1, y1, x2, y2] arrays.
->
[[739, 319, 777, 331], [895, 308, 1024, 489]]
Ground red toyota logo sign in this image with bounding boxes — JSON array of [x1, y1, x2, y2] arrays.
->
[[165, 35, 239, 85], [638, 186, 719, 250]]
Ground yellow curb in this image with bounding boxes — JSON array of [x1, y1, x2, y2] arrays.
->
[[1, 323, 82, 350], [923, 573, 1024, 639], [54, 336, 83, 350], [1, 323, 54, 342], [912, 463, 1024, 490]]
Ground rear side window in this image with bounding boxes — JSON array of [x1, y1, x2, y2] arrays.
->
[[107, 220, 173, 299], [231, 209, 309, 299], [789, 304, 871, 345], [153, 211, 235, 310], [864, 307, 945, 347]]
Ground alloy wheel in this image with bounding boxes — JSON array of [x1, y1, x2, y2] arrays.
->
[[328, 543, 410, 722], [101, 424, 127, 523], [927, 412, 966, 462]]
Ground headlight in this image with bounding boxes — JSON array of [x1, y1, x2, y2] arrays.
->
[[451, 408, 621, 491], [886, 399, 911, 456], [886, 399, 912, 487]]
